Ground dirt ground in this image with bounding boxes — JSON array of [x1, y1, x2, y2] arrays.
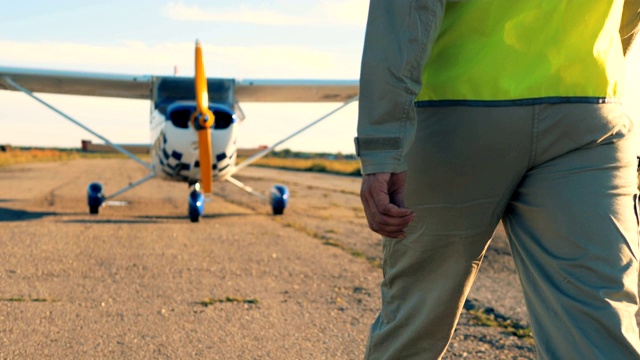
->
[[6, 158, 631, 358]]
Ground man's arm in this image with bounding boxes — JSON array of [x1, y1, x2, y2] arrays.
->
[[621, 0, 640, 56], [356, 0, 446, 175], [356, 0, 446, 238]]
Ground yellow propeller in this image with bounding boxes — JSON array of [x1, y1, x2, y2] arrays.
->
[[191, 40, 215, 194]]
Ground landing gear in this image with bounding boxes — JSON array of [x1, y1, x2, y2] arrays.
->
[[85, 173, 156, 216], [270, 184, 289, 215], [188, 183, 205, 222], [87, 182, 104, 215]]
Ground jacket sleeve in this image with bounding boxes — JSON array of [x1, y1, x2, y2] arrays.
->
[[355, 0, 446, 174], [621, 0, 640, 56]]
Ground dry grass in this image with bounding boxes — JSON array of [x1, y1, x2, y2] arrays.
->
[[196, 297, 260, 307], [0, 148, 145, 168], [0, 148, 80, 167], [2, 148, 360, 176], [0, 296, 60, 303], [468, 308, 534, 340], [243, 157, 362, 176]]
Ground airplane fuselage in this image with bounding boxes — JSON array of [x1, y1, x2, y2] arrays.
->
[[150, 101, 238, 184]]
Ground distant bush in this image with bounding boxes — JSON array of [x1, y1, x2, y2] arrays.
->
[[307, 163, 327, 172], [269, 148, 357, 160]]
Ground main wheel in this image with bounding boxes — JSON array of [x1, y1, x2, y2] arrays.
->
[[87, 182, 104, 215], [270, 185, 289, 216]]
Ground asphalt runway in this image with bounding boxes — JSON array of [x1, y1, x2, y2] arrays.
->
[[0, 159, 385, 359], [0, 159, 544, 358]]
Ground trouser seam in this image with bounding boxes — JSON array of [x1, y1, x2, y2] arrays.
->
[[528, 105, 540, 168]]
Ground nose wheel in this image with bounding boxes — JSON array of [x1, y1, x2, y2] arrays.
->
[[188, 183, 205, 222]]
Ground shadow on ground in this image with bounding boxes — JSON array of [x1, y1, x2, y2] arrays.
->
[[62, 219, 160, 224], [135, 213, 262, 221], [0, 207, 62, 222]]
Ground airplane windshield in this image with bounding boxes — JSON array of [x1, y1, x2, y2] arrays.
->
[[154, 77, 235, 116]]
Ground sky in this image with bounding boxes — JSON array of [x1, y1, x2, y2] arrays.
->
[[0, 0, 367, 154], [0, 1, 639, 154]]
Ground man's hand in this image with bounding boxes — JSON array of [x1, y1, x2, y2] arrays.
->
[[360, 172, 415, 239]]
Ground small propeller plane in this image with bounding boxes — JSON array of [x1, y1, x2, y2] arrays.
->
[[0, 40, 359, 222]]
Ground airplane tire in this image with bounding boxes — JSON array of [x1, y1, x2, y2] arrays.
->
[[270, 184, 289, 216], [87, 182, 104, 215], [188, 189, 205, 223]]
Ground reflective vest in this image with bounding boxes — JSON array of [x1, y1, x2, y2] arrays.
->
[[416, 0, 626, 106]]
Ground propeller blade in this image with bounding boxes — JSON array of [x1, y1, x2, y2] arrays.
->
[[195, 40, 209, 113], [198, 128, 213, 194], [193, 39, 215, 194]]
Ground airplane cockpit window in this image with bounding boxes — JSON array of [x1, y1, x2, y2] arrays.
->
[[155, 77, 234, 115]]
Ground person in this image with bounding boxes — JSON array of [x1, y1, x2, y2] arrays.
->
[[356, 1, 640, 359]]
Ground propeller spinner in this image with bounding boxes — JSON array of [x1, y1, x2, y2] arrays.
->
[[191, 40, 215, 194]]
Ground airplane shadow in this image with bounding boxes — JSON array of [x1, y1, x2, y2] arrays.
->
[[0, 206, 260, 223], [0, 207, 84, 222], [62, 213, 259, 224], [136, 213, 262, 220], [0, 206, 153, 224], [63, 219, 160, 224]]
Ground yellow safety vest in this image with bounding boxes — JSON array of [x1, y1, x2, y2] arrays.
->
[[416, 0, 626, 106]]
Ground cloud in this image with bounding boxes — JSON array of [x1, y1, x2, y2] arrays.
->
[[319, 0, 369, 27], [0, 41, 191, 75], [162, 1, 367, 27], [0, 40, 360, 79], [163, 3, 309, 26]]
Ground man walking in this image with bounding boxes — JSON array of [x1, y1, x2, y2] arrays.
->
[[357, 1, 640, 358]]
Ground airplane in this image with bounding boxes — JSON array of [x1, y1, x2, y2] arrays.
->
[[0, 40, 359, 222]]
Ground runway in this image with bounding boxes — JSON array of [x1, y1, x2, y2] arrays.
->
[[0, 158, 537, 359]]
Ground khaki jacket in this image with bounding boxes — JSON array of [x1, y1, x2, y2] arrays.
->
[[356, 0, 640, 175]]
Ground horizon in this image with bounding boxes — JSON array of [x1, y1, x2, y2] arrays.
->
[[2, 142, 358, 156], [0, 1, 639, 154]]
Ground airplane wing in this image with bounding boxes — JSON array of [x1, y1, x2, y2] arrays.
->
[[0, 67, 359, 103], [234, 79, 359, 103], [0, 64, 360, 218], [0, 66, 153, 99]]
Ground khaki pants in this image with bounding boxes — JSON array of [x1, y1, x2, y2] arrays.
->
[[365, 104, 640, 359]]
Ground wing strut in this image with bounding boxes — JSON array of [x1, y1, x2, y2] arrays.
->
[[2, 76, 153, 171], [224, 95, 359, 179], [224, 176, 268, 201], [104, 172, 157, 201]]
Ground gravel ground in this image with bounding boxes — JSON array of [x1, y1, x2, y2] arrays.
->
[[0, 158, 594, 359]]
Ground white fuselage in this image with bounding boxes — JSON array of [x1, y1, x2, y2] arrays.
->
[[149, 101, 238, 183]]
